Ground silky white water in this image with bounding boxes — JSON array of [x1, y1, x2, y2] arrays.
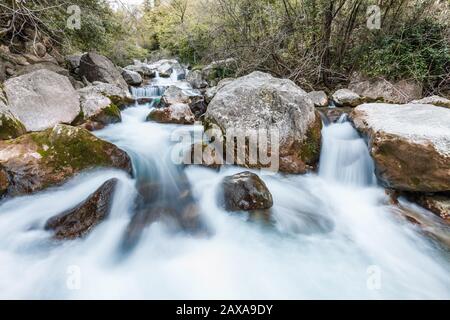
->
[[0, 88, 449, 299]]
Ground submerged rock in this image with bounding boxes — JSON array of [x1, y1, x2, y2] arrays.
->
[[3, 69, 80, 131], [79, 52, 128, 91], [147, 103, 195, 125], [204, 71, 322, 173], [45, 179, 118, 240], [332, 89, 362, 107], [350, 103, 450, 192], [0, 124, 131, 197], [410, 95, 450, 109], [220, 171, 273, 212]]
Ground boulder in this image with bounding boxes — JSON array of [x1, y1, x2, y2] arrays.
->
[[410, 95, 450, 109], [332, 89, 362, 107], [79, 82, 133, 109], [15, 61, 70, 77], [350, 103, 450, 192], [202, 58, 236, 86], [349, 75, 422, 104], [124, 63, 155, 78], [204, 78, 235, 104], [161, 85, 206, 119], [3, 69, 80, 132], [45, 179, 118, 240], [147, 103, 195, 125], [0, 124, 132, 197], [220, 171, 273, 211], [307, 90, 329, 107], [187, 70, 207, 89], [204, 71, 322, 173], [79, 52, 128, 91], [65, 54, 82, 73], [121, 69, 143, 86], [77, 86, 122, 127]]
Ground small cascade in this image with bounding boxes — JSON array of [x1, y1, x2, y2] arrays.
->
[[319, 114, 376, 186], [130, 85, 166, 99]]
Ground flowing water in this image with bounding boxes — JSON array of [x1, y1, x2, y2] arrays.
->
[[0, 73, 449, 299]]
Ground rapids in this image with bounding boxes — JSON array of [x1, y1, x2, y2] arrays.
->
[[0, 73, 449, 299]]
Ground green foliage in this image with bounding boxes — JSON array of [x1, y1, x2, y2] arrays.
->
[[354, 19, 450, 86]]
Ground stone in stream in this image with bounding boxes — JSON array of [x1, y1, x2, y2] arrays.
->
[[0, 124, 132, 197], [124, 61, 156, 78], [76, 84, 124, 128], [350, 103, 450, 192], [220, 171, 273, 213], [307, 90, 329, 107], [161, 85, 207, 119], [331, 89, 362, 107], [204, 71, 322, 174], [410, 95, 450, 109], [78, 52, 128, 91], [3, 69, 81, 132], [407, 193, 450, 222], [147, 103, 195, 125], [45, 179, 118, 240], [121, 69, 143, 86]]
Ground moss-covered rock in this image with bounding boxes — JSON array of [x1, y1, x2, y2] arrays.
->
[[147, 103, 195, 125], [0, 111, 26, 140], [0, 124, 132, 197]]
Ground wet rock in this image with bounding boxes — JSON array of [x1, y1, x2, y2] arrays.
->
[[410, 95, 450, 109], [45, 179, 118, 240], [204, 71, 322, 173], [147, 103, 195, 125], [0, 124, 132, 197], [408, 193, 450, 222], [316, 107, 352, 123], [122, 69, 143, 86], [350, 103, 450, 192], [307, 91, 329, 107], [349, 75, 422, 104], [3, 69, 80, 131], [220, 171, 273, 211], [79, 52, 128, 91], [332, 89, 362, 107], [0, 166, 9, 196]]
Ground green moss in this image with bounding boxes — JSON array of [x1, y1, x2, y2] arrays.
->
[[30, 125, 116, 172], [103, 103, 121, 118], [298, 115, 322, 165], [0, 114, 26, 140], [71, 110, 85, 126]]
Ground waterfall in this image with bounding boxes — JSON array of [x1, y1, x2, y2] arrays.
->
[[130, 85, 166, 98], [319, 114, 376, 186]]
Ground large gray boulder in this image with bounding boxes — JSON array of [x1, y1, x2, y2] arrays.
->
[[80, 82, 132, 109], [204, 71, 322, 173], [350, 103, 450, 192], [3, 69, 80, 131], [121, 69, 143, 86], [79, 52, 128, 91]]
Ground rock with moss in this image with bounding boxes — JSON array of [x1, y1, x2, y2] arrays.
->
[[0, 124, 132, 197], [147, 103, 195, 125], [350, 103, 450, 192], [77, 85, 122, 128], [0, 89, 26, 140], [204, 71, 321, 173]]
